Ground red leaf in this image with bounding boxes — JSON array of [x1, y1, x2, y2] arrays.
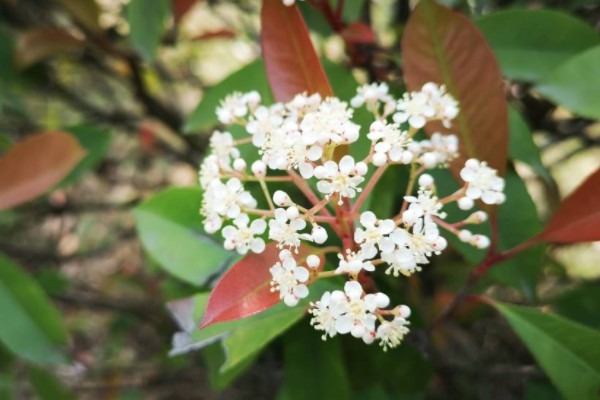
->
[[199, 242, 324, 329], [0, 132, 86, 211], [341, 22, 376, 45], [401, 0, 508, 177], [192, 28, 236, 41], [538, 167, 600, 243], [260, 0, 333, 102], [15, 28, 83, 69], [171, 0, 199, 21]]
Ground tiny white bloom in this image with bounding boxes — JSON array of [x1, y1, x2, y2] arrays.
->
[[354, 211, 396, 258], [418, 133, 459, 168], [221, 214, 266, 254], [216, 92, 253, 124], [460, 158, 506, 205], [199, 155, 221, 189], [367, 121, 413, 165], [351, 82, 394, 113], [334, 281, 378, 343], [402, 188, 446, 225], [201, 178, 257, 222], [314, 156, 366, 204], [268, 207, 312, 250], [376, 317, 410, 351], [309, 291, 346, 340], [335, 249, 376, 275], [270, 250, 310, 307]]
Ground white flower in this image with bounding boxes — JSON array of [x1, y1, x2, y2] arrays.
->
[[422, 82, 459, 128], [460, 158, 506, 205], [208, 130, 240, 168], [199, 155, 220, 189], [334, 281, 379, 343], [268, 207, 312, 250], [246, 104, 284, 147], [376, 317, 410, 351], [216, 92, 249, 124], [286, 92, 322, 116], [335, 249, 376, 275], [402, 188, 446, 225], [201, 178, 257, 223], [270, 250, 310, 307], [354, 211, 396, 258], [314, 156, 367, 204], [367, 121, 413, 166], [393, 83, 459, 129], [221, 214, 266, 254], [418, 133, 459, 168], [309, 291, 346, 340], [351, 82, 394, 113], [300, 98, 360, 146]]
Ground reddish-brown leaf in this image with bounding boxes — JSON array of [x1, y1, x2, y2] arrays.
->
[[172, 0, 199, 21], [401, 0, 508, 176], [538, 167, 600, 243], [341, 22, 376, 45], [260, 0, 333, 102], [15, 28, 84, 69], [192, 28, 236, 41], [0, 132, 86, 211], [199, 242, 324, 329]]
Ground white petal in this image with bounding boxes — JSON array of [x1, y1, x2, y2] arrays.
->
[[344, 281, 363, 299], [293, 267, 309, 283], [360, 211, 377, 227], [335, 315, 353, 334], [250, 219, 267, 234], [339, 155, 355, 174], [251, 238, 265, 253], [293, 284, 309, 299]]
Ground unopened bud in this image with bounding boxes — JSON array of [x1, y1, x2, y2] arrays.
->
[[273, 190, 292, 207]]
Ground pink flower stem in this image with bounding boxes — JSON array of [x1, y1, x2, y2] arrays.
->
[[351, 165, 388, 214]]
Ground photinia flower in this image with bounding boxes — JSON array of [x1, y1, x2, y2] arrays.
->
[[315, 156, 367, 204], [460, 158, 506, 205], [376, 317, 410, 351], [335, 249, 376, 275], [269, 250, 310, 306], [354, 211, 396, 258], [222, 214, 267, 254], [268, 207, 312, 250]]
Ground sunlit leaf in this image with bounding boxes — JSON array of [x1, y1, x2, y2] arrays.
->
[[535, 45, 600, 120], [495, 302, 600, 400], [0, 253, 68, 365], [134, 187, 232, 286], [476, 9, 600, 81], [402, 0, 508, 177], [200, 242, 324, 328], [15, 28, 83, 69], [261, 0, 333, 102], [0, 131, 86, 211], [538, 167, 600, 243]]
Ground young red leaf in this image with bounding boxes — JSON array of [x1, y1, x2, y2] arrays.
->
[[172, 0, 199, 21], [199, 242, 324, 329], [260, 0, 333, 102], [401, 0, 508, 177], [15, 28, 83, 69], [0, 131, 86, 211], [341, 22, 376, 45], [538, 167, 600, 243]]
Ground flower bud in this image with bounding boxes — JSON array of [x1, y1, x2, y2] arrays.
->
[[472, 234, 490, 249], [458, 229, 472, 243], [354, 162, 368, 176], [311, 225, 328, 244], [286, 206, 300, 219], [251, 160, 266, 177], [233, 158, 246, 172], [418, 173, 434, 188], [306, 255, 321, 269], [467, 211, 488, 224], [398, 305, 411, 319], [372, 152, 387, 167], [420, 152, 437, 168], [273, 190, 292, 207], [375, 292, 390, 308], [458, 196, 474, 210]]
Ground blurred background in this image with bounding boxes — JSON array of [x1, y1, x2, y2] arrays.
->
[[0, 0, 599, 399]]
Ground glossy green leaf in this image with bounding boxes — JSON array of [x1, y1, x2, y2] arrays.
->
[[202, 342, 257, 390], [61, 124, 112, 185], [281, 323, 351, 400], [184, 61, 274, 133], [0, 253, 67, 365], [476, 9, 599, 81], [490, 170, 544, 301], [495, 302, 600, 400], [535, 46, 600, 120], [134, 187, 231, 286], [508, 108, 550, 181], [28, 367, 76, 400], [127, 0, 170, 60]]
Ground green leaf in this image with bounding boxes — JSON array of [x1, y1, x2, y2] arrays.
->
[[508, 107, 550, 181], [0, 345, 15, 400], [490, 169, 544, 300], [127, 0, 170, 60], [28, 367, 76, 400], [184, 61, 274, 134], [202, 342, 257, 390], [535, 45, 600, 120], [134, 187, 231, 286], [281, 323, 351, 400], [495, 302, 600, 400], [476, 9, 599, 81], [61, 124, 112, 185], [550, 285, 600, 330], [0, 252, 67, 365]]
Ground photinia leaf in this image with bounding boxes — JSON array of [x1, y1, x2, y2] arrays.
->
[[127, 0, 170, 60], [199, 242, 324, 329], [261, 0, 333, 102], [494, 302, 600, 400], [537, 167, 600, 243], [401, 0, 508, 177], [172, 0, 199, 21], [134, 187, 232, 286], [0, 252, 68, 365], [341, 22, 377, 45], [508, 107, 551, 182], [15, 28, 83, 69], [475, 9, 600, 82], [0, 131, 86, 211]]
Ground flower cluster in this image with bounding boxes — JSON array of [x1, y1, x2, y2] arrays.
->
[[199, 81, 506, 351]]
